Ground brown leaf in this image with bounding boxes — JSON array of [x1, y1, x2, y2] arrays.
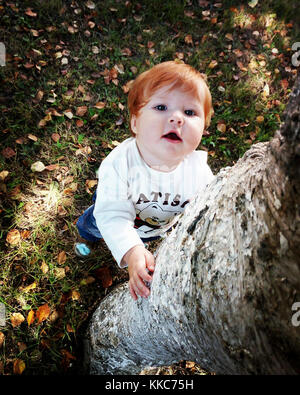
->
[[13, 359, 26, 375], [2, 147, 16, 159], [27, 310, 35, 326], [6, 229, 21, 245], [51, 133, 60, 142], [76, 106, 88, 116], [36, 303, 51, 324], [57, 251, 66, 265], [25, 8, 37, 17], [45, 164, 60, 171], [76, 119, 84, 127], [94, 101, 106, 109], [21, 230, 31, 239], [11, 312, 25, 328], [0, 332, 5, 348], [95, 267, 113, 288], [217, 122, 226, 133]]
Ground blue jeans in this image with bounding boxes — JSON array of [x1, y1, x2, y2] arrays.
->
[[76, 192, 161, 243]]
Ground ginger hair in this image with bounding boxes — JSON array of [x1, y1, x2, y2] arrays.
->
[[128, 61, 213, 135]]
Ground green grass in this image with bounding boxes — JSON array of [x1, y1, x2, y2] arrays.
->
[[0, 0, 299, 375]]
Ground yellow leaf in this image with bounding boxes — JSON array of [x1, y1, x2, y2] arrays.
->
[[0, 332, 5, 348], [27, 310, 35, 326], [36, 303, 51, 324], [13, 359, 26, 375], [71, 290, 81, 301], [6, 229, 21, 245], [208, 60, 218, 69], [55, 267, 66, 279], [0, 170, 9, 181], [85, 179, 98, 189], [22, 282, 37, 293], [40, 261, 49, 274], [11, 313, 25, 328], [256, 115, 264, 123]]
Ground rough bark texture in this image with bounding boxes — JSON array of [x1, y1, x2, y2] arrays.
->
[[84, 77, 300, 375]]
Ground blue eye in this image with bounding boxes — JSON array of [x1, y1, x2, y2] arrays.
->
[[185, 109, 195, 116], [155, 104, 167, 111]]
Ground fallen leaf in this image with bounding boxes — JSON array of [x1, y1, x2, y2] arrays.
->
[[21, 230, 31, 239], [6, 229, 21, 245], [51, 133, 60, 142], [76, 106, 88, 116], [94, 101, 106, 109], [85, 0, 96, 9], [217, 122, 226, 133], [55, 267, 66, 279], [208, 60, 218, 69], [256, 115, 264, 123], [31, 161, 46, 172], [184, 34, 193, 45], [11, 312, 25, 328], [40, 261, 49, 274], [63, 110, 73, 119], [28, 134, 38, 142], [86, 179, 98, 189], [2, 147, 16, 159], [76, 119, 84, 127], [95, 267, 113, 288], [57, 251, 66, 265], [0, 170, 9, 181], [45, 164, 60, 171], [22, 282, 37, 293], [25, 8, 37, 17], [0, 332, 4, 348], [71, 290, 81, 301], [36, 303, 51, 324], [13, 359, 26, 375], [27, 310, 35, 326], [280, 79, 289, 91]]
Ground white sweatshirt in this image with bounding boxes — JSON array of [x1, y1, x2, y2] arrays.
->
[[93, 137, 214, 267]]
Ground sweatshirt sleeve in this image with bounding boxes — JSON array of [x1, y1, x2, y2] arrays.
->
[[93, 157, 143, 267]]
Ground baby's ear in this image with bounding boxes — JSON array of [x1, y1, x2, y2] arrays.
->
[[131, 115, 137, 135]]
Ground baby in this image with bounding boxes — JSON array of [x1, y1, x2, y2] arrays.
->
[[76, 61, 214, 300]]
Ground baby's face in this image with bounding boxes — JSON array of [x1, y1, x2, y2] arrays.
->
[[131, 82, 206, 172]]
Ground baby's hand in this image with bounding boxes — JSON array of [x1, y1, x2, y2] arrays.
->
[[122, 245, 155, 301]]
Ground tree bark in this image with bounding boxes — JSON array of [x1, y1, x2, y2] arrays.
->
[[84, 77, 300, 375]]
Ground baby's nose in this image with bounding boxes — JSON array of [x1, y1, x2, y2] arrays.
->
[[168, 112, 184, 125]]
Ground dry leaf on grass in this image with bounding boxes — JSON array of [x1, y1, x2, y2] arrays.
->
[[6, 229, 21, 245], [27, 310, 35, 326], [57, 251, 66, 265], [13, 359, 26, 375], [11, 313, 25, 328], [36, 303, 51, 324]]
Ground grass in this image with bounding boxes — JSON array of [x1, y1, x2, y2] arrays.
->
[[0, 0, 299, 375]]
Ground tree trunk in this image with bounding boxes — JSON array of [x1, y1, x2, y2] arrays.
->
[[84, 77, 300, 375]]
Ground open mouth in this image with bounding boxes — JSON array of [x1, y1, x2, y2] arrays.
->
[[162, 132, 182, 142]]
